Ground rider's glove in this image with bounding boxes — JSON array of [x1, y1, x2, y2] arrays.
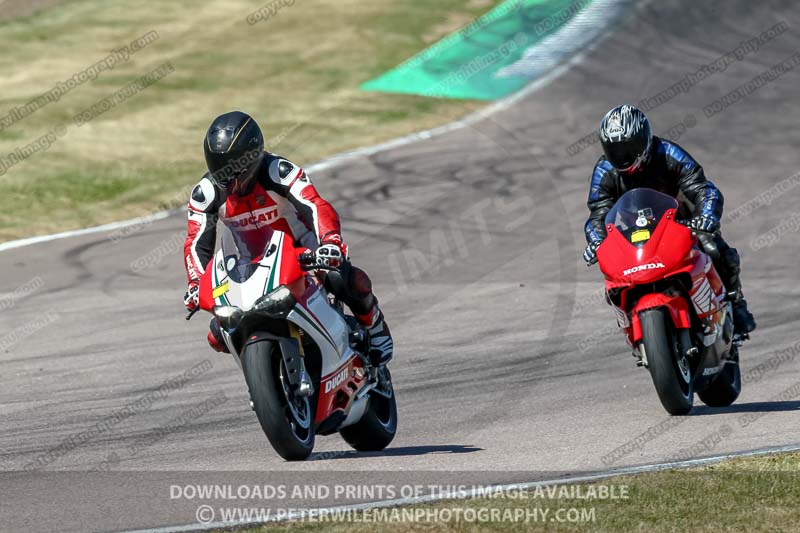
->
[[316, 234, 347, 268], [184, 281, 200, 312], [583, 240, 602, 266], [688, 214, 720, 234]]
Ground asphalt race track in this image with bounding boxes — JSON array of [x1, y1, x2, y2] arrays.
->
[[3, 1, 800, 531]]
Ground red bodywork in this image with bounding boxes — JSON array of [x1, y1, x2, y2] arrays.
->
[[198, 258, 216, 312], [597, 207, 726, 345], [197, 227, 308, 313], [314, 354, 366, 424]]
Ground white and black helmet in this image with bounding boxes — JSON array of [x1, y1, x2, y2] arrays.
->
[[599, 105, 653, 172]]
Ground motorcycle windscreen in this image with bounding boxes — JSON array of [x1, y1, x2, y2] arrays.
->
[[604, 188, 679, 247], [219, 223, 277, 283]]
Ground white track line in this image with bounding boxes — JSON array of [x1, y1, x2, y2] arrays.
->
[[0, 0, 635, 255], [0, 210, 174, 253], [121, 443, 800, 533]]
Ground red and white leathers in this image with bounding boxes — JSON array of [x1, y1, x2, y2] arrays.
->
[[184, 153, 339, 274], [183, 152, 392, 361]]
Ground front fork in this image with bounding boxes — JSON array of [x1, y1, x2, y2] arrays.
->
[[288, 323, 314, 397]]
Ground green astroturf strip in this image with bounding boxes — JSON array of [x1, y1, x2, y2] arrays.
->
[[361, 0, 593, 100]]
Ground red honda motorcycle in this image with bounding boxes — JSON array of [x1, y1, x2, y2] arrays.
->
[[596, 188, 741, 415]]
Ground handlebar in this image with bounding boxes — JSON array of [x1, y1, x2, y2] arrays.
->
[[298, 251, 315, 264], [696, 233, 720, 259], [676, 220, 720, 259], [184, 251, 339, 321], [298, 251, 341, 272], [300, 263, 341, 272]]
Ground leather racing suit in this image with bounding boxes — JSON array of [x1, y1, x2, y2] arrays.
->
[[183, 152, 392, 360]]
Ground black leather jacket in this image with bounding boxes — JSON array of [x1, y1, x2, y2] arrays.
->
[[584, 136, 723, 243]]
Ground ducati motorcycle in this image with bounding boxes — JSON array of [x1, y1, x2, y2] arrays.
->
[[596, 188, 743, 415], [188, 224, 397, 460]]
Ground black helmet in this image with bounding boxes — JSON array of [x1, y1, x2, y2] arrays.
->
[[599, 105, 653, 173], [204, 111, 264, 191]]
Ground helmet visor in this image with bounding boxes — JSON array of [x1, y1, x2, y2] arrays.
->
[[229, 165, 258, 195], [207, 148, 262, 189], [604, 134, 650, 171]]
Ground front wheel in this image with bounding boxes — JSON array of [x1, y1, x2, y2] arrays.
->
[[698, 349, 741, 407], [640, 308, 693, 415], [241, 340, 315, 461], [340, 367, 397, 451]]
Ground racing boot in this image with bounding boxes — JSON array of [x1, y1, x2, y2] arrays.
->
[[356, 306, 393, 366], [714, 244, 756, 335], [732, 297, 756, 335]]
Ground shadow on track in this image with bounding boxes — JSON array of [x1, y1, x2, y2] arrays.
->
[[308, 444, 484, 461], [691, 401, 800, 416]]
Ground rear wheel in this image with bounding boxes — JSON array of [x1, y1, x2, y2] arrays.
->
[[340, 367, 397, 451], [640, 308, 693, 415], [241, 340, 315, 461], [698, 348, 741, 407]]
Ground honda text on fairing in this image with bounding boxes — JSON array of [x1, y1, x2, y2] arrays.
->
[[596, 188, 744, 415], [188, 223, 397, 460]]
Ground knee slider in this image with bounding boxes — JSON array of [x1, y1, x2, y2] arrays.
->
[[350, 267, 373, 296]]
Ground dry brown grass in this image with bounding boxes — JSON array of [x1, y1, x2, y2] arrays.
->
[[0, 0, 494, 240]]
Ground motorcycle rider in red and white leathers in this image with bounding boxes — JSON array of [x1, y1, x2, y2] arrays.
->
[[183, 111, 393, 365]]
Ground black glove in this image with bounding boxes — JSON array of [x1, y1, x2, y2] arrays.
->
[[688, 214, 720, 234], [583, 240, 602, 266]]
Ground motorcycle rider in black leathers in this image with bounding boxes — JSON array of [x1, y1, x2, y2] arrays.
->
[[582, 104, 756, 335]]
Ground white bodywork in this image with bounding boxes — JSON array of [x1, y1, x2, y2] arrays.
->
[[211, 227, 357, 377]]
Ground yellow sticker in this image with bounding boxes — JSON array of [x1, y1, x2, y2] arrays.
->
[[212, 281, 229, 299], [631, 229, 651, 243]]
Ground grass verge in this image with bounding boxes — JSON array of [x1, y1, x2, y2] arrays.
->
[[233, 451, 800, 532], [0, 0, 498, 241]]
